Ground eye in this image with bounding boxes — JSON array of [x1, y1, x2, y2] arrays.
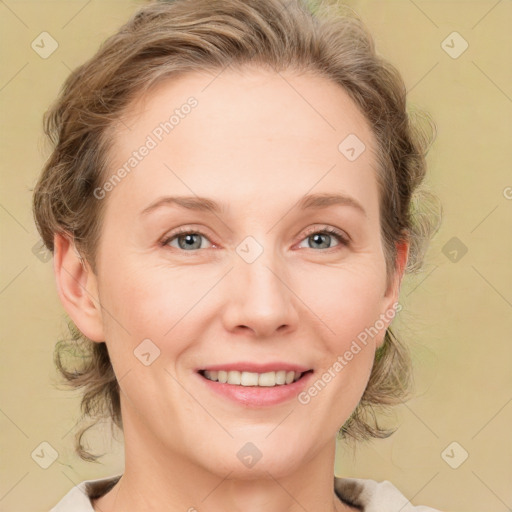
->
[[161, 227, 213, 251], [297, 226, 349, 251], [160, 225, 349, 253]]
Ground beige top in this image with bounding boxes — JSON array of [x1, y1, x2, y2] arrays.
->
[[50, 474, 442, 511]]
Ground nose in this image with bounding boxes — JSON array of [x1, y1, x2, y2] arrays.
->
[[221, 243, 299, 339]]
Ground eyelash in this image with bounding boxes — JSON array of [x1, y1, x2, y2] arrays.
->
[[160, 225, 350, 253]]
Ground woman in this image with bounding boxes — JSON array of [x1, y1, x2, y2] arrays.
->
[[32, 0, 442, 510]]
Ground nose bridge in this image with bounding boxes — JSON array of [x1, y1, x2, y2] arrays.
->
[[223, 233, 297, 336]]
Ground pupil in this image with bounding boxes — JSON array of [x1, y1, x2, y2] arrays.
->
[[311, 233, 329, 249], [180, 234, 200, 249]]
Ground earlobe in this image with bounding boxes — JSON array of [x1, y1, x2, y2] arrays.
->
[[391, 239, 409, 297], [53, 233, 105, 342], [384, 239, 409, 301]]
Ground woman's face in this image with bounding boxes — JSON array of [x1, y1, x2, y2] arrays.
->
[[84, 67, 405, 477]]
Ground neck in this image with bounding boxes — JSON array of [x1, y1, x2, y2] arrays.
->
[[93, 403, 355, 512]]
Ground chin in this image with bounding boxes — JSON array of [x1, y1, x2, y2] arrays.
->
[[193, 437, 309, 479]]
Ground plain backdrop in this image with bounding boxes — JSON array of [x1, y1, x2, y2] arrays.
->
[[1, 1, 511, 511]]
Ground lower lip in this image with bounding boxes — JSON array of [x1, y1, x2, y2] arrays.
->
[[197, 371, 314, 407]]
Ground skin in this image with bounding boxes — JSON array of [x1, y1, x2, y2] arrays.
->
[[54, 66, 408, 512]]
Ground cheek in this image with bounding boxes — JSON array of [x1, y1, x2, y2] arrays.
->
[[101, 251, 387, 334], [97, 261, 212, 360], [298, 262, 386, 399], [298, 273, 382, 419], [300, 262, 387, 342]]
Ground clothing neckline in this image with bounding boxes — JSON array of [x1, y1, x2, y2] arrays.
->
[[83, 474, 364, 510], [85, 474, 122, 501], [64, 473, 441, 512]]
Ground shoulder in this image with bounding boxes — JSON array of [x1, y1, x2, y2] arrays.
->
[[334, 476, 443, 512], [50, 474, 122, 512]]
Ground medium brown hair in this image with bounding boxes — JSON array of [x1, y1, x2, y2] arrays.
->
[[32, 0, 441, 461]]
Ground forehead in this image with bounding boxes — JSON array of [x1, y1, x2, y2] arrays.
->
[[115, 65, 374, 149], [102, 66, 380, 217]]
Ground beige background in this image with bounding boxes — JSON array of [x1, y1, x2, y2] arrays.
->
[[1, 1, 511, 511]]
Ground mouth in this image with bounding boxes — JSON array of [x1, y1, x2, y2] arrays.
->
[[198, 369, 314, 387]]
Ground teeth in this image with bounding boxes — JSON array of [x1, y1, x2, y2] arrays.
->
[[241, 371, 259, 386], [203, 370, 304, 387], [227, 371, 241, 385]]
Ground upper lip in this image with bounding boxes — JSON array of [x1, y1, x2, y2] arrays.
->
[[198, 362, 312, 373]]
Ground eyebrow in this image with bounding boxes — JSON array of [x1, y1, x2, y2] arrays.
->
[[298, 193, 366, 216], [140, 192, 366, 217]]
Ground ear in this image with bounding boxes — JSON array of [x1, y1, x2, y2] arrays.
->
[[376, 239, 409, 347], [53, 232, 105, 342]]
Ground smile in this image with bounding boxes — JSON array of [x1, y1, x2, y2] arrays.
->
[[199, 369, 313, 387]]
